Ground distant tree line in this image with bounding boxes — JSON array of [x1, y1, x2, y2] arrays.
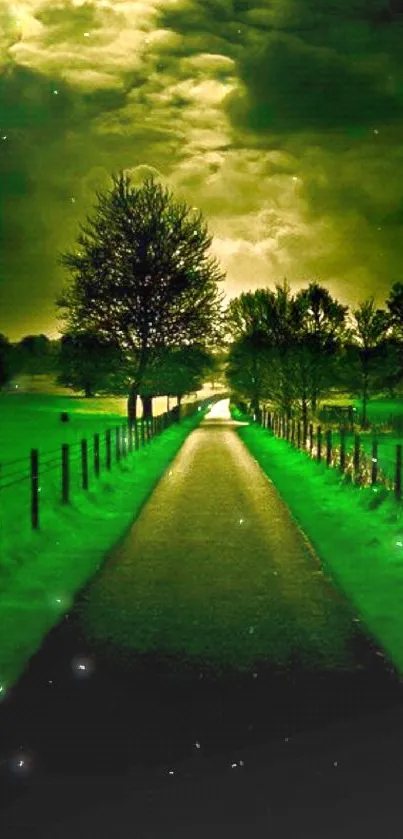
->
[[225, 280, 403, 427]]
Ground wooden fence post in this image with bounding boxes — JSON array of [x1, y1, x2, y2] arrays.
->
[[62, 443, 69, 504], [395, 444, 402, 501], [317, 425, 322, 462], [30, 448, 39, 530], [81, 439, 89, 490], [371, 438, 378, 486], [106, 429, 111, 471], [94, 433, 100, 477], [340, 427, 346, 473], [120, 424, 126, 458], [326, 429, 332, 466]]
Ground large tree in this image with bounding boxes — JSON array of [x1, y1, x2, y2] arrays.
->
[[56, 171, 225, 423], [226, 281, 302, 417], [349, 297, 390, 426], [294, 282, 347, 414]]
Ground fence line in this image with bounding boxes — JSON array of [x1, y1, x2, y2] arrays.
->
[[261, 410, 400, 497], [0, 399, 214, 534]]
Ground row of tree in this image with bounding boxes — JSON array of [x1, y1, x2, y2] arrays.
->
[[0, 331, 224, 411], [225, 280, 403, 426], [2, 170, 403, 425]]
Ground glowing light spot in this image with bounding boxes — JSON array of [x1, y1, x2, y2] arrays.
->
[[84, 32, 90, 37], [396, 541, 403, 547], [53, 90, 59, 95], [195, 742, 201, 749], [239, 518, 244, 524]]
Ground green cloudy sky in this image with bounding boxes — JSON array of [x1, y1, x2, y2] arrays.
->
[[1, 0, 403, 340]]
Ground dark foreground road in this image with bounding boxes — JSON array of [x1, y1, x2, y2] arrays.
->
[[1, 400, 403, 837]]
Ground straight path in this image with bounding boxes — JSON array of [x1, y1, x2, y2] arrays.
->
[[79, 399, 355, 673], [1, 401, 403, 839]]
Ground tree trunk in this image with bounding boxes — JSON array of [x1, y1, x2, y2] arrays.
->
[[127, 347, 150, 427], [127, 383, 138, 427], [362, 376, 369, 428], [167, 395, 170, 411], [141, 395, 153, 419], [84, 382, 93, 398]]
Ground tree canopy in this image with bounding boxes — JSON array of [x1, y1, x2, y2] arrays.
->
[[56, 171, 225, 420]]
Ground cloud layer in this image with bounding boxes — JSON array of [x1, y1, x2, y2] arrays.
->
[[1, 0, 403, 338]]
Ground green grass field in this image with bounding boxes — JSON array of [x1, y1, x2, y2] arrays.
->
[[234, 407, 403, 677], [0, 394, 212, 698]]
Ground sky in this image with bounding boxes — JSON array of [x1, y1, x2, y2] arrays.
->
[[1, 0, 403, 341]]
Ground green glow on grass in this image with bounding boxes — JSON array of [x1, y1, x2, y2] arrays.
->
[[0, 396, 210, 695], [233, 410, 403, 676]]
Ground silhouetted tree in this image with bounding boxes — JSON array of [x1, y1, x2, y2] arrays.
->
[[349, 298, 390, 426], [141, 345, 216, 415], [294, 282, 347, 413], [14, 334, 54, 375], [56, 171, 225, 424], [56, 330, 124, 397], [0, 334, 14, 389]]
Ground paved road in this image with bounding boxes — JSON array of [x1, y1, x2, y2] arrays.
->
[[78, 399, 356, 673], [1, 400, 403, 838]]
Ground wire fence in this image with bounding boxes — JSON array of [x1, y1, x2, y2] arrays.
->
[[0, 399, 209, 536], [260, 409, 402, 500]]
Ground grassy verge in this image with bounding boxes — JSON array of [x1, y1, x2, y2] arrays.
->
[[0, 407, 209, 698], [232, 409, 403, 677]]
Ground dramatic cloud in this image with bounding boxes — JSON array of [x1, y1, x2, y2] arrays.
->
[[1, 0, 403, 338]]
